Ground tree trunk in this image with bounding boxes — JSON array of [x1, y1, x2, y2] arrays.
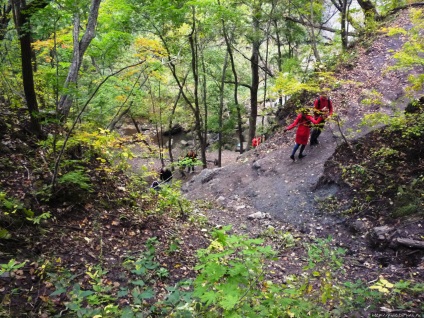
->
[[0, 3, 12, 41], [340, 1, 348, 50], [308, 0, 321, 63], [222, 13, 244, 156], [149, 83, 164, 166], [188, 6, 207, 168], [248, 2, 261, 150], [218, 52, 229, 168], [108, 106, 131, 132], [167, 84, 184, 168], [11, 0, 49, 137], [201, 50, 208, 160], [57, 0, 101, 121], [108, 71, 146, 131], [330, 0, 352, 51], [357, 0, 379, 22], [159, 9, 207, 168], [262, 5, 273, 133]]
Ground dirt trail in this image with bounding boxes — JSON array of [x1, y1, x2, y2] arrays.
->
[[182, 9, 423, 232], [182, 123, 342, 232]]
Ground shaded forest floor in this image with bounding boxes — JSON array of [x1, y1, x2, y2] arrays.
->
[[0, 6, 423, 318]]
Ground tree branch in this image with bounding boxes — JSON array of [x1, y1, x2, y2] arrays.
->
[[52, 60, 146, 189], [283, 15, 358, 37], [385, 2, 424, 17]]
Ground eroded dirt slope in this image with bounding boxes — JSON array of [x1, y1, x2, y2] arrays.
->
[[183, 9, 422, 230]]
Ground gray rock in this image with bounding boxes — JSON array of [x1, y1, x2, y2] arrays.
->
[[199, 168, 220, 184], [252, 160, 262, 170], [247, 211, 271, 220], [349, 219, 368, 233]]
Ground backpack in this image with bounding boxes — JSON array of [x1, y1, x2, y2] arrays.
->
[[316, 96, 330, 110]]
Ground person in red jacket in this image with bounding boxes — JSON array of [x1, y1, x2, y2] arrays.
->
[[252, 136, 261, 148], [310, 93, 333, 145], [284, 108, 320, 161]]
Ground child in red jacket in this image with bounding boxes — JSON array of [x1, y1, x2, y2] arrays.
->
[[284, 108, 320, 161], [252, 136, 261, 148]]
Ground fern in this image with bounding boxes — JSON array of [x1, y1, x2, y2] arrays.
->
[[58, 170, 92, 191]]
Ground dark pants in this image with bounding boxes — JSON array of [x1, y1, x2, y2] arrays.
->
[[291, 144, 306, 157], [310, 121, 325, 145]]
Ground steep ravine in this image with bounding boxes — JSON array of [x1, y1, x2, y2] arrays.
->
[[182, 8, 423, 231]]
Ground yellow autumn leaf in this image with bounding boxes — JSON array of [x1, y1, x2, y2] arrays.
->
[[369, 285, 390, 293], [307, 284, 313, 293], [379, 278, 394, 288], [208, 240, 223, 251], [134, 37, 166, 58], [39, 295, 50, 302]]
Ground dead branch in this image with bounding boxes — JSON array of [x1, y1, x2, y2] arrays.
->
[[395, 238, 424, 249]]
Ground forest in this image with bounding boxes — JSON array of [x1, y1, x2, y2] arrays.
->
[[0, 0, 423, 317]]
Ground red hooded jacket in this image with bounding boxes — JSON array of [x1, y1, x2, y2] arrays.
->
[[286, 114, 320, 145]]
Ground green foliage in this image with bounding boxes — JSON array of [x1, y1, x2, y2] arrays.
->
[[302, 237, 347, 309], [273, 72, 319, 96], [192, 231, 415, 317], [147, 181, 192, 218], [58, 170, 92, 191], [304, 237, 345, 272], [325, 50, 358, 71], [259, 226, 298, 249], [378, 0, 408, 15], [315, 195, 343, 214], [32, 222, 423, 317], [387, 9, 424, 92], [175, 157, 202, 170], [48, 237, 192, 317], [342, 97, 424, 218], [0, 190, 51, 240], [0, 259, 27, 276], [371, 146, 399, 158], [39, 128, 137, 173], [2, 1, 423, 316], [369, 276, 424, 309], [0, 191, 35, 224], [0, 227, 11, 239], [360, 89, 383, 106], [338, 280, 382, 314], [26, 211, 52, 225], [392, 176, 424, 218], [273, 68, 337, 98], [193, 226, 280, 317], [192, 228, 354, 317], [362, 110, 424, 141]]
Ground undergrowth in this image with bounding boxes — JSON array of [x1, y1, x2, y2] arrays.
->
[[324, 97, 424, 219]]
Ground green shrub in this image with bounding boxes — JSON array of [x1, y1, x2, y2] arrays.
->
[[58, 170, 93, 191]]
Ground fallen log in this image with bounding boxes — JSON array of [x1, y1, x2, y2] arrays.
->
[[395, 238, 424, 249]]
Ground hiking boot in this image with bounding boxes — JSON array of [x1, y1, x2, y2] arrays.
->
[[299, 154, 306, 159], [290, 155, 295, 161]]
